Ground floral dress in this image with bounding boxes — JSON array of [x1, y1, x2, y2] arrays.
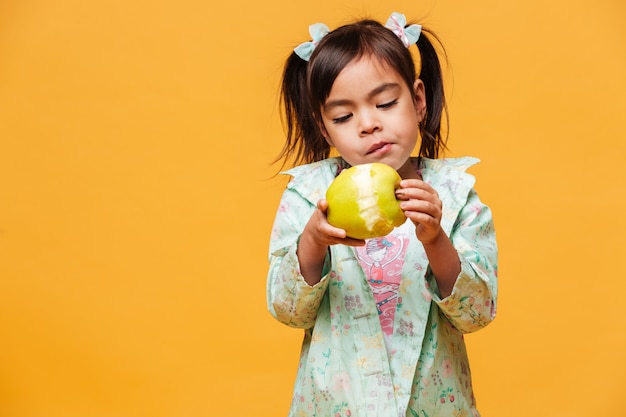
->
[[267, 157, 498, 417]]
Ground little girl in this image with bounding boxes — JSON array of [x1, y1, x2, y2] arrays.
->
[[267, 12, 498, 417]]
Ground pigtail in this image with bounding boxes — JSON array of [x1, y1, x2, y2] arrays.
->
[[415, 28, 449, 159], [275, 52, 330, 168]]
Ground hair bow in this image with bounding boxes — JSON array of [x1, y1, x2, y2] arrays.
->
[[294, 23, 330, 61], [385, 12, 421, 47]]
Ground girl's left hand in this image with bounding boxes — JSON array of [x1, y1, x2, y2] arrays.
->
[[395, 179, 443, 244]]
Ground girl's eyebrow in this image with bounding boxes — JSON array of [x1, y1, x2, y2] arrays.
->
[[367, 82, 400, 99], [323, 82, 401, 112]]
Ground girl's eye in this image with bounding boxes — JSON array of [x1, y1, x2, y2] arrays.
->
[[377, 99, 398, 109], [332, 114, 352, 124]]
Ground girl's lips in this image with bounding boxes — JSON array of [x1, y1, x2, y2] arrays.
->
[[366, 142, 392, 155]]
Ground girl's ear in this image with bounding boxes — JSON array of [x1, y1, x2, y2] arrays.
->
[[413, 79, 427, 122]]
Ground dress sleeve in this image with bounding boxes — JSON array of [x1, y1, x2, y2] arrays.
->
[[266, 186, 331, 329], [430, 188, 499, 333]]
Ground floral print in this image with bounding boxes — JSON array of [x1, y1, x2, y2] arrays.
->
[[267, 157, 498, 417]]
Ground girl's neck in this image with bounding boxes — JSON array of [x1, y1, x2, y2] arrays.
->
[[396, 157, 421, 180]]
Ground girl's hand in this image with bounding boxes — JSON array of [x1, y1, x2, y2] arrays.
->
[[303, 199, 366, 248], [396, 179, 444, 244], [297, 199, 364, 286]]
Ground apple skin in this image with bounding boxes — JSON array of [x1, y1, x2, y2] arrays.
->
[[326, 163, 406, 239]]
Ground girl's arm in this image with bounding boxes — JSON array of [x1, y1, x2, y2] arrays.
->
[[267, 189, 363, 328], [397, 179, 459, 298], [267, 188, 329, 329], [397, 181, 498, 333], [420, 228, 460, 298], [429, 189, 498, 333]]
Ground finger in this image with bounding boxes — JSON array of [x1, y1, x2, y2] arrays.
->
[[317, 219, 364, 246], [404, 211, 440, 229], [399, 179, 435, 191], [401, 201, 442, 221], [323, 224, 348, 239], [397, 190, 442, 210], [396, 187, 438, 203], [399, 183, 439, 203], [326, 233, 364, 247], [338, 237, 366, 247], [400, 196, 441, 211], [317, 198, 329, 212]]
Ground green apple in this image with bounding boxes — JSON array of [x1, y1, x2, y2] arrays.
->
[[326, 162, 406, 239]]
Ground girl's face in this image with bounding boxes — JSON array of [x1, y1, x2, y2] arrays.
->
[[319, 55, 426, 180]]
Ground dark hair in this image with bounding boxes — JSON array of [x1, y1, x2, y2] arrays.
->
[[277, 18, 448, 167]]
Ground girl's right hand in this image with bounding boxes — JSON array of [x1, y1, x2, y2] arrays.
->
[[297, 199, 364, 285], [304, 199, 366, 248]]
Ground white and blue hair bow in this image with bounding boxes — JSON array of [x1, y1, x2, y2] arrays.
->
[[294, 23, 330, 62], [385, 12, 421, 47]]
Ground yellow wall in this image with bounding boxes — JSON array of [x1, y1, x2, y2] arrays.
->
[[1, 1, 625, 416]]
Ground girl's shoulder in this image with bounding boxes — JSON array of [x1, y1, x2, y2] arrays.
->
[[280, 157, 344, 202], [419, 157, 482, 218], [281, 157, 344, 179], [419, 156, 480, 189], [419, 156, 480, 173]]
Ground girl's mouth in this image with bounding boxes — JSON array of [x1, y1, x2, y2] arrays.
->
[[366, 142, 392, 155]]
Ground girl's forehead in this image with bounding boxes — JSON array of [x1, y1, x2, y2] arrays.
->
[[338, 54, 400, 78], [335, 57, 407, 89], [347, 53, 392, 69]]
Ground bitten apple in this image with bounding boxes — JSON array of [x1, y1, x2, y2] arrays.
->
[[326, 163, 406, 239]]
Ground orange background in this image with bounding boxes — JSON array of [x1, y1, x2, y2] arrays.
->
[[1, 1, 625, 416]]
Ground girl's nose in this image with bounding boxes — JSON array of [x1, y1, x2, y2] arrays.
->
[[359, 111, 382, 135]]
